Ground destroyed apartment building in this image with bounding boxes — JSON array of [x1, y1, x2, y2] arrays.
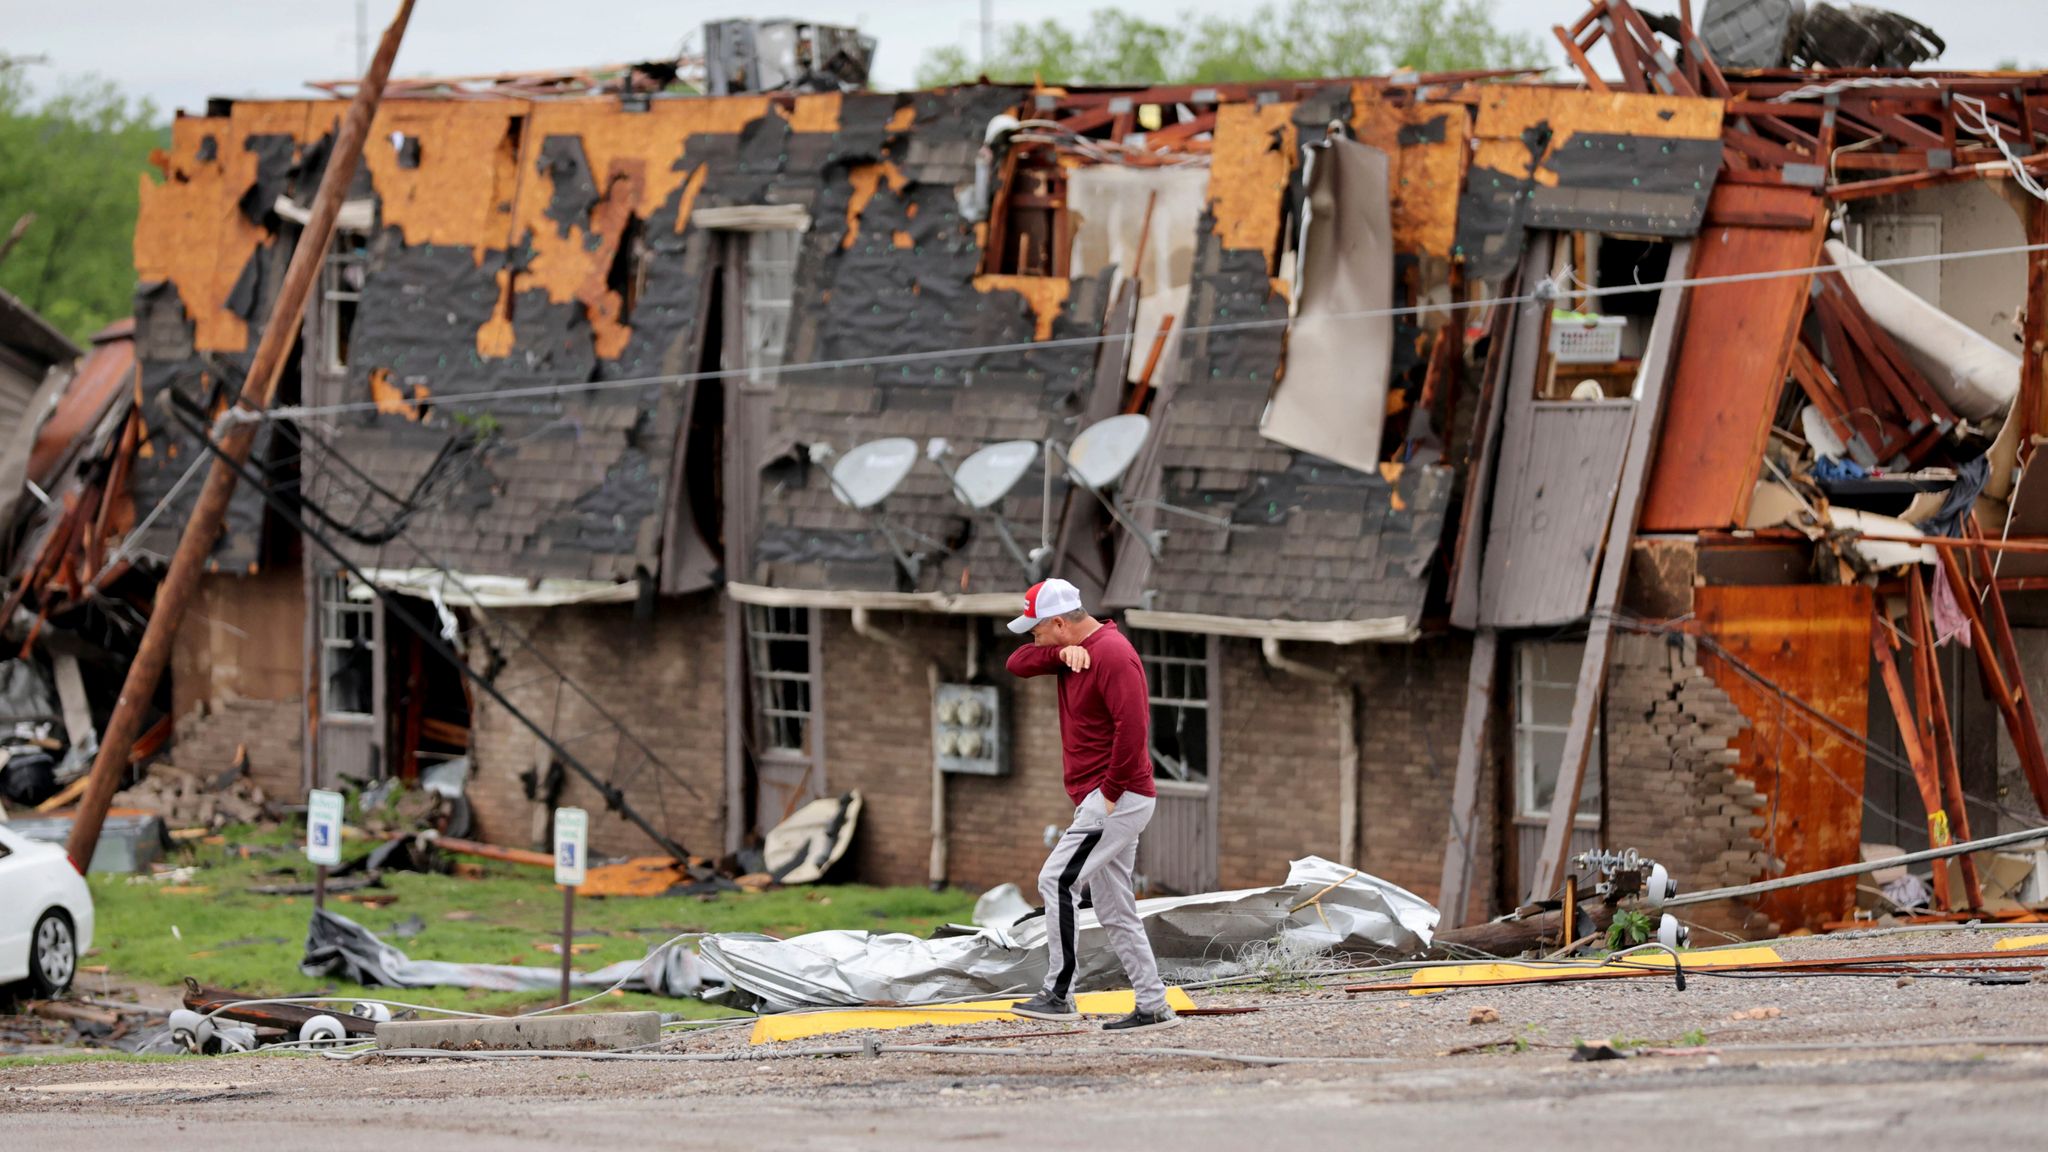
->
[[9, 1, 2048, 936]]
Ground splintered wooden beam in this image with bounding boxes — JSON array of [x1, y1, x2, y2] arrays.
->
[[1907, 568, 1981, 908], [1553, 24, 1613, 93], [1871, 614, 1952, 909], [1936, 521, 2048, 817]]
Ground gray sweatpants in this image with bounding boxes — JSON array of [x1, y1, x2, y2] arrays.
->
[[1036, 789, 1168, 1014]]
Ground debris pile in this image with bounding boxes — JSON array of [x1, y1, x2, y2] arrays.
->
[[110, 764, 275, 831]]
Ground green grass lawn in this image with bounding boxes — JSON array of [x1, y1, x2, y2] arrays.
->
[[85, 825, 976, 1018]]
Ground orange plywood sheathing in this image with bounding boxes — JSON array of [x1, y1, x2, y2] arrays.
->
[[1207, 101, 1297, 263], [1693, 584, 1873, 933], [888, 103, 917, 133], [671, 163, 710, 235], [361, 101, 526, 252], [136, 104, 312, 354], [843, 163, 884, 250], [1640, 183, 1826, 531], [574, 159, 648, 360], [1468, 85, 1723, 191], [368, 366, 429, 420], [972, 274, 1071, 342], [782, 93, 842, 134], [1348, 88, 1472, 262], [487, 97, 771, 349]]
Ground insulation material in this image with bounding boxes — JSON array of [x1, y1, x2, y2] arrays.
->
[[1066, 165, 1209, 381], [1257, 136, 1394, 475], [1824, 239, 2018, 421]]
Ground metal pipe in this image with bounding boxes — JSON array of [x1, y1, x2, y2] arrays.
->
[[64, 0, 417, 872], [1260, 637, 1359, 867], [1669, 825, 2048, 908]]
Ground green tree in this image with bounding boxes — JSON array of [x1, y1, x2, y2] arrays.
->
[[0, 61, 163, 345], [916, 0, 1543, 88]]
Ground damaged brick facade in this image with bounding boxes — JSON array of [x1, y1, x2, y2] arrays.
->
[[1603, 632, 1772, 939]]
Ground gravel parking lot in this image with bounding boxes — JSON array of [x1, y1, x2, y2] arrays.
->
[[9, 925, 2048, 1150]]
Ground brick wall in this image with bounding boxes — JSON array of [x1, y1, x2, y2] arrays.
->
[[172, 697, 303, 803], [1212, 636, 1485, 916], [1351, 636, 1491, 920], [170, 569, 306, 802], [1604, 632, 1770, 938], [464, 595, 725, 859], [819, 611, 1073, 892]]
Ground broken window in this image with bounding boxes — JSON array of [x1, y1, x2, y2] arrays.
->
[[1137, 629, 1210, 785], [1542, 234, 1672, 399], [321, 229, 371, 373], [1513, 640, 1601, 823], [319, 573, 376, 717], [746, 604, 815, 757], [743, 229, 800, 385]]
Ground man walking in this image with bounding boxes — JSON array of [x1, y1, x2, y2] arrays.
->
[[1002, 578, 1177, 1031]]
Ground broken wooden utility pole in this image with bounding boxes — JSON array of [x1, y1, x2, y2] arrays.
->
[[64, 0, 416, 873]]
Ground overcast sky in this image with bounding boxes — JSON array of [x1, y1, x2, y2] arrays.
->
[[9, 0, 2045, 117]]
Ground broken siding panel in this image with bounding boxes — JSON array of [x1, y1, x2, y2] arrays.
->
[[1694, 584, 1872, 933], [1479, 401, 1634, 628], [1640, 183, 1826, 531]]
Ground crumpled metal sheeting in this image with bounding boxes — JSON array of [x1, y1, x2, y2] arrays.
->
[[701, 857, 1438, 1012], [301, 908, 702, 996], [698, 929, 1037, 1013], [1010, 855, 1439, 990]]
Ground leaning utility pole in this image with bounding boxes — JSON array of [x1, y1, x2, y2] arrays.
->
[[64, 1, 416, 872]]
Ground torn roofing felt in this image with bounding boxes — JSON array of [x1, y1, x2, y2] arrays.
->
[[750, 85, 1124, 596], [1130, 89, 1461, 628], [124, 86, 1153, 591]]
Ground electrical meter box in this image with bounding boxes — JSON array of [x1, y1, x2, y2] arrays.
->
[[934, 683, 1006, 776]]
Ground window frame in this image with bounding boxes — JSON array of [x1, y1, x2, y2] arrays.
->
[[320, 228, 372, 374], [318, 572, 377, 719], [741, 229, 800, 388], [1135, 629, 1213, 790], [745, 604, 817, 761], [1513, 640, 1601, 827]]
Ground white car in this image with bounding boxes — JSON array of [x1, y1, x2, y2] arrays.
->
[[0, 823, 95, 997]]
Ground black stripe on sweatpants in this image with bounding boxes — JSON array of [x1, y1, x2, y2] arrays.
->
[[1051, 830, 1102, 1000]]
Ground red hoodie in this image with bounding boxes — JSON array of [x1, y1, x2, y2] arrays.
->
[[1006, 621, 1155, 805]]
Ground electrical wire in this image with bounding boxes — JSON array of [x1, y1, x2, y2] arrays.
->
[[240, 238, 2048, 427]]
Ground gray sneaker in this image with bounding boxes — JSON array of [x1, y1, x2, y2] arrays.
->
[[1101, 1007, 1180, 1032], [1009, 992, 1080, 1021]]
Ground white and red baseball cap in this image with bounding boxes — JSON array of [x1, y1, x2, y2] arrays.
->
[[1008, 578, 1084, 634]]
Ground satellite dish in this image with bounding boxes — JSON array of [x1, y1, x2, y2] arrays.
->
[[949, 440, 1038, 510], [829, 438, 919, 510], [1064, 415, 1151, 490]]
